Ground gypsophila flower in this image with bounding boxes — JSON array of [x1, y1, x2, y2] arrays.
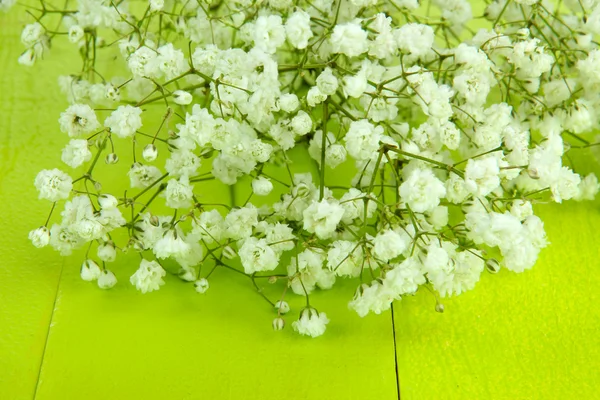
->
[[61, 139, 92, 168], [130, 259, 166, 293], [17, 0, 600, 337], [35, 169, 73, 201], [59, 104, 100, 137], [104, 105, 142, 138], [292, 308, 329, 337]]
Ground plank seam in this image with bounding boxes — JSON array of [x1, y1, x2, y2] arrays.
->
[[391, 303, 401, 400], [32, 258, 65, 400]]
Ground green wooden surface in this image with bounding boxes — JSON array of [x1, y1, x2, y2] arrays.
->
[[2, 8, 600, 400]]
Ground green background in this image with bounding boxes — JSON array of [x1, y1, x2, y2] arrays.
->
[[1, 11, 599, 400]]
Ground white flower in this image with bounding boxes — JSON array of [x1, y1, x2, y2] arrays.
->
[[349, 281, 395, 317], [104, 105, 142, 138], [68, 25, 84, 44], [128, 163, 163, 188], [302, 199, 345, 239], [252, 176, 273, 196], [34, 169, 73, 201], [238, 237, 279, 274], [292, 308, 329, 337], [383, 257, 425, 296], [97, 242, 117, 262], [130, 259, 166, 293], [278, 94, 300, 113], [307, 86, 327, 107], [149, 0, 164, 12], [399, 168, 446, 213], [173, 90, 192, 105], [194, 278, 210, 293], [80, 259, 102, 281], [345, 119, 383, 161], [252, 15, 286, 54], [285, 11, 313, 49], [330, 22, 368, 57], [225, 205, 258, 240], [316, 68, 338, 96], [192, 209, 225, 244], [142, 144, 158, 162], [291, 111, 312, 135], [29, 226, 50, 248], [98, 194, 118, 209], [98, 269, 118, 289], [153, 230, 190, 259], [395, 23, 434, 58], [21, 22, 44, 48], [164, 177, 194, 209], [59, 104, 100, 137], [61, 139, 92, 168], [465, 157, 500, 197], [372, 229, 407, 262], [327, 240, 363, 277]]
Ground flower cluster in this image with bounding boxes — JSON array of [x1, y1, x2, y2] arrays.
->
[[12, 0, 600, 337]]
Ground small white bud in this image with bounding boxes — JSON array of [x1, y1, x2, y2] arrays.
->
[[68, 25, 84, 43], [278, 93, 299, 113], [105, 153, 119, 164], [80, 259, 102, 281], [173, 90, 192, 105], [435, 303, 445, 313], [194, 278, 209, 293], [97, 269, 117, 289], [291, 111, 312, 136], [29, 226, 50, 248], [252, 176, 273, 196], [97, 242, 117, 262], [98, 194, 118, 209], [143, 144, 158, 162], [485, 258, 501, 274], [180, 268, 196, 282], [222, 245, 237, 259], [272, 317, 285, 331], [149, 0, 164, 12], [275, 301, 290, 314], [517, 28, 530, 39]]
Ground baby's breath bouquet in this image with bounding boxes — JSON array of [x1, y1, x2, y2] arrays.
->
[[10, 0, 600, 337]]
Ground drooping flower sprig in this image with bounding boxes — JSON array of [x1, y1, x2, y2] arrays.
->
[[10, 0, 600, 336]]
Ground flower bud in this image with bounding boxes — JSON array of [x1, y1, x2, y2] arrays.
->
[[149, 214, 160, 227], [435, 303, 445, 313], [173, 90, 192, 105], [517, 28, 530, 39], [98, 194, 118, 209], [194, 278, 209, 293], [268, 276, 278, 284], [252, 176, 273, 196], [80, 259, 102, 281], [97, 269, 117, 289], [68, 25, 84, 43], [275, 301, 290, 314], [94, 181, 103, 191], [527, 168, 540, 180], [28, 226, 50, 248], [105, 153, 119, 164], [485, 258, 501, 274], [222, 245, 236, 259], [180, 268, 196, 282], [143, 144, 158, 162], [97, 242, 117, 262], [272, 317, 285, 331]]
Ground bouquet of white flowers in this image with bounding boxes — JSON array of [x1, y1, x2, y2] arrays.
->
[[9, 0, 600, 337]]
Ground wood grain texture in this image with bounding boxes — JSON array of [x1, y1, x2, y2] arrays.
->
[[394, 165, 600, 399], [0, 15, 66, 400], [0, 12, 398, 400]]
